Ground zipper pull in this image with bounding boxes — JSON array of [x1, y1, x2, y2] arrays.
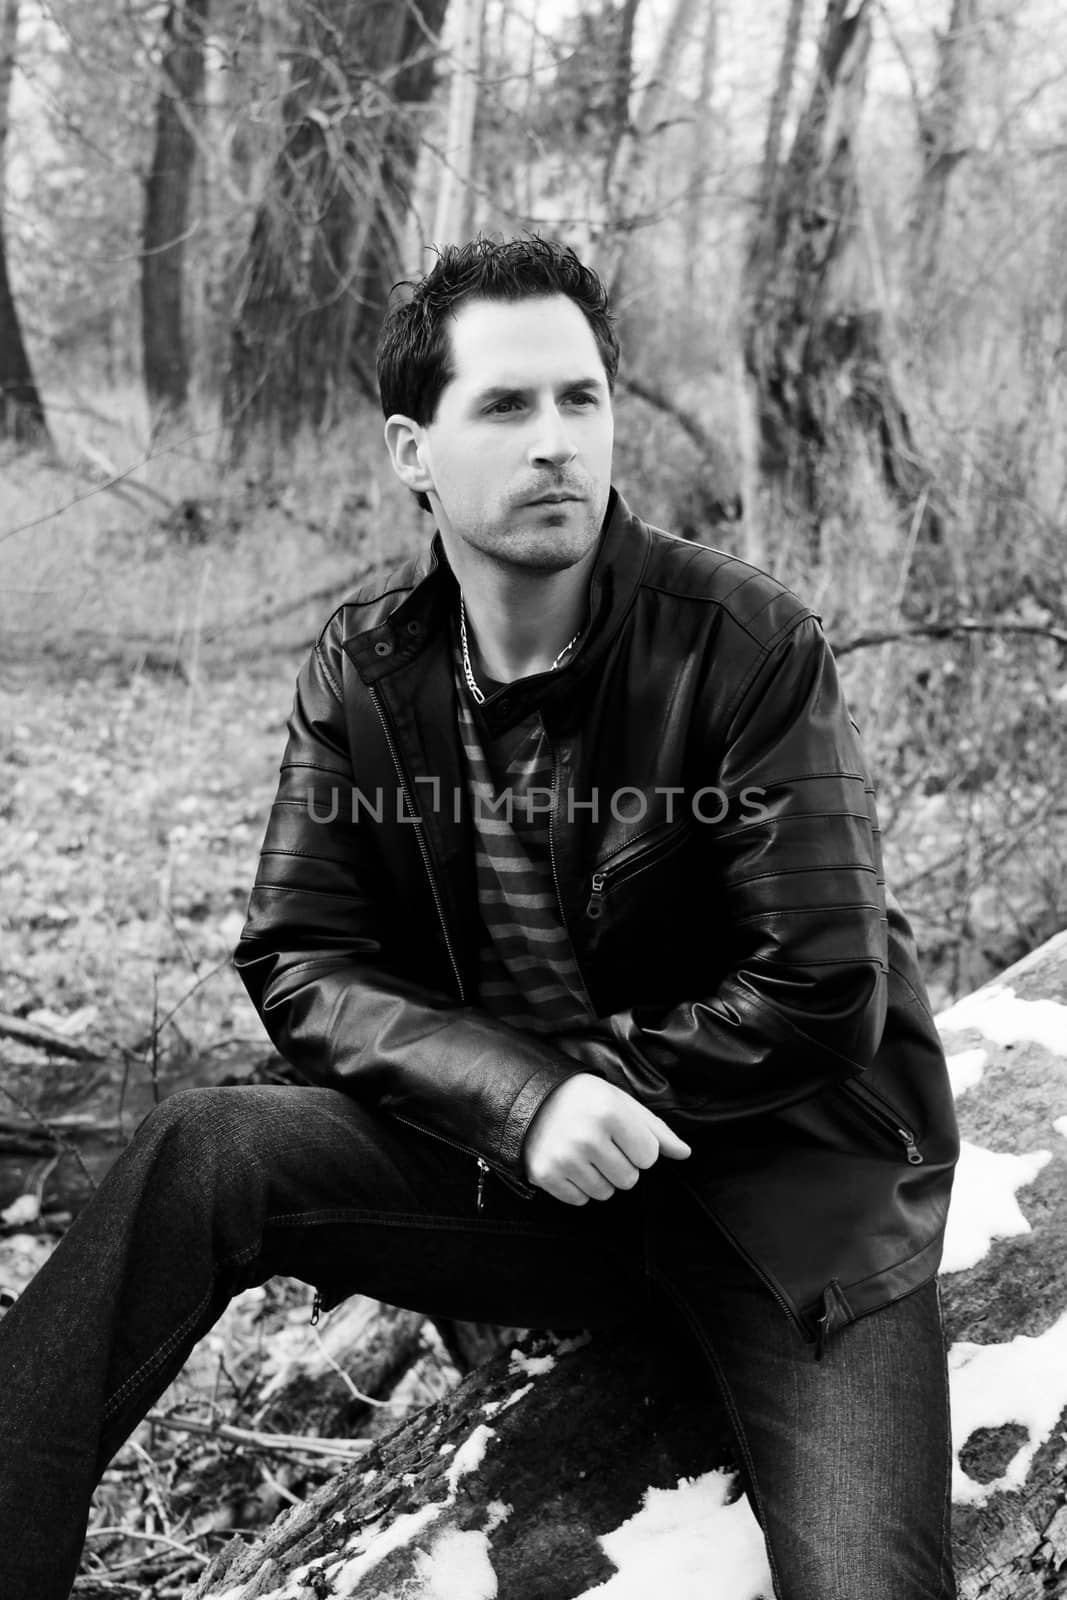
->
[[899, 1128, 923, 1165], [310, 1290, 323, 1327], [476, 1157, 489, 1211], [586, 872, 606, 919]]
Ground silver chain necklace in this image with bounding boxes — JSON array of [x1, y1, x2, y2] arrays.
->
[[459, 596, 581, 707]]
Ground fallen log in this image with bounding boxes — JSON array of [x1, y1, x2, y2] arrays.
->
[[185, 929, 1067, 1599], [186, 1319, 754, 1600], [0, 1013, 106, 1061], [0, 1114, 127, 1218]]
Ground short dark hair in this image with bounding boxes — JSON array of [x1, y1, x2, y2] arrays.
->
[[376, 234, 620, 428]]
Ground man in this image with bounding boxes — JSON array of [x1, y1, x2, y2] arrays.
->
[[0, 236, 959, 1598]]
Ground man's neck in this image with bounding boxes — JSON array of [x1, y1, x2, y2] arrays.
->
[[451, 550, 596, 685]]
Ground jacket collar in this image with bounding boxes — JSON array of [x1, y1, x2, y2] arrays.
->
[[345, 488, 651, 704]]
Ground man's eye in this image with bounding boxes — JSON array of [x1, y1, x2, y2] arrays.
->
[[486, 398, 521, 415], [565, 391, 598, 408]]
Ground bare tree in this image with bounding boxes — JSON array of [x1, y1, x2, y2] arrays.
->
[[0, 0, 48, 446], [752, 0, 806, 228], [909, 0, 979, 286], [741, 0, 931, 545], [595, 0, 701, 293], [431, 0, 486, 246], [682, 0, 718, 315], [141, 0, 210, 429], [223, 0, 447, 456], [601, 0, 641, 202]]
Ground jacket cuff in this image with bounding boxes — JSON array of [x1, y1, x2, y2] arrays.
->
[[497, 1063, 578, 1169]]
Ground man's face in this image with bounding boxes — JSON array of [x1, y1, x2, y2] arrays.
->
[[392, 294, 615, 576]]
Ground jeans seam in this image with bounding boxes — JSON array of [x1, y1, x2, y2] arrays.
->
[[935, 1280, 957, 1598], [650, 1270, 784, 1600], [101, 1240, 259, 1422], [266, 1206, 571, 1238]]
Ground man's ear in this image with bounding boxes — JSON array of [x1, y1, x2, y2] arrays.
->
[[384, 414, 434, 495]]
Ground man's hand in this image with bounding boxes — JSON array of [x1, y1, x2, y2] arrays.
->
[[523, 1073, 691, 1205]]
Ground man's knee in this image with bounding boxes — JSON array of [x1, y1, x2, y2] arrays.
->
[[130, 1087, 263, 1195]]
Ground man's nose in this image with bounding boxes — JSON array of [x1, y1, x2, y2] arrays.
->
[[528, 404, 576, 467]]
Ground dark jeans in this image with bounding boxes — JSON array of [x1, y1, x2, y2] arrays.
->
[[0, 1086, 957, 1599]]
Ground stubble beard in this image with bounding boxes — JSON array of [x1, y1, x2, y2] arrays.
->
[[468, 495, 608, 576]]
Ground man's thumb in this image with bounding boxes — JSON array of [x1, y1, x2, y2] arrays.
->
[[653, 1119, 691, 1160]]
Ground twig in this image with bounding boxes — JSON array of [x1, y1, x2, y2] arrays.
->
[[893, 796, 1067, 894], [258, 1462, 304, 1508], [0, 421, 223, 546], [311, 1323, 407, 1408], [146, 1410, 372, 1462], [833, 617, 1067, 657], [618, 372, 717, 457], [83, 1528, 209, 1567], [144, 955, 233, 1048]]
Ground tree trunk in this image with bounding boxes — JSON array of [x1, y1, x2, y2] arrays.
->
[[601, 0, 641, 202], [909, 0, 978, 287], [752, 0, 806, 229], [141, 0, 209, 429], [223, 0, 447, 458], [742, 0, 932, 547], [187, 927, 1067, 1596], [681, 0, 718, 319], [431, 0, 485, 246], [0, 0, 48, 447], [595, 0, 701, 296]]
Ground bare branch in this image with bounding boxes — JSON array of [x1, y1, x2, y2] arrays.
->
[[146, 1410, 373, 1462], [833, 617, 1067, 657]]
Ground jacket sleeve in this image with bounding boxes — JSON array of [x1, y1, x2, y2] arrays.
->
[[234, 634, 579, 1181], [554, 615, 890, 1125]]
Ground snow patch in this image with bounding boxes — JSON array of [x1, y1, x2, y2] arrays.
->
[[210, 1551, 330, 1600], [446, 1423, 495, 1493], [575, 1471, 772, 1599], [509, 1348, 556, 1378], [482, 1382, 533, 1418], [941, 1142, 1052, 1274], [937, 986, 1067, 1055], [412, 1528, 498, 1599], [328, 1505, 443, 1594], [950, 1309, 1067, 1504], [484, 1500, 511, 1533], [945, 1048, 988, 1098], [1055, 1117, 1067, 1141]]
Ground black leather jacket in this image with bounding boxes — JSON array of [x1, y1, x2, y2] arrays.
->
[[236, 491, 959, 1345]]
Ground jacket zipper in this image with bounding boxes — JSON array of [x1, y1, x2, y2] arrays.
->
[[548, 741, 596, 1012], [681, 1178, 807, 1333], [586, 820, 693, 919], [371, 685, 511, 1210], [841, 1079, 923, 1165], [392, 1113, 535, 1207]]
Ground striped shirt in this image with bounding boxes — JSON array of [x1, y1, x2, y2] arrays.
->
[[454, 653, 593, 1037]]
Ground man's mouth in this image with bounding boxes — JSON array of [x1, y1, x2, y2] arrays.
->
[[524, 491, 582, 506]]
